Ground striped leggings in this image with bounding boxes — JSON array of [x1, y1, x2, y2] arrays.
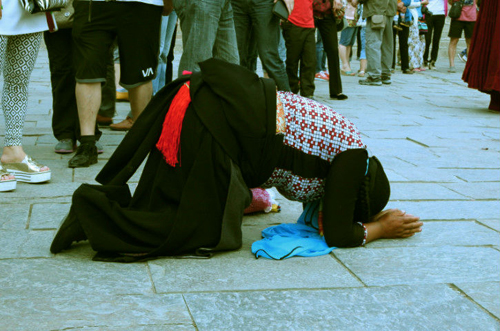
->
[[0, 32, 42, 147]]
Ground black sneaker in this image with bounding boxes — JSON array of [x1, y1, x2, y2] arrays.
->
[[359, 77, 382, 86], [68, 142, 98, 168], [381, 75, 392, 85], [402, 69, 414, 74]]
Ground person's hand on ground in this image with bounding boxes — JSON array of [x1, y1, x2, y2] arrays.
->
[[377, 209, 423, 239]]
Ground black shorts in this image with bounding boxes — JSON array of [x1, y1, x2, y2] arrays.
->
[[72, 1, 162, 89], [448, 19, 475, 39]]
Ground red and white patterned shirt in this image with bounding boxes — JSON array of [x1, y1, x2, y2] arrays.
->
[[261, 92, 366, 202]]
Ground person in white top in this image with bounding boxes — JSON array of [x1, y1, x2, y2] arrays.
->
[[0, 0, 51, 193], [423, 0, 446, 69]]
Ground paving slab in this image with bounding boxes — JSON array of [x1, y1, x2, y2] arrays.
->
[[0, 258, 154, 299], [390, 182, 468, 200], [0, 230, 53, 259], [454, 282, 500, 319], [0, 204, 30, 230], [149, 252, 362, 294], [449, 168, 500, 182], [385, 200, 500, 220], [0, 294, 193, 331], [184, 285, 500, 331], [30, 203, 71, 229], [367, 221, 500, 248], [333, 246, 500, 286], [442, 182, 500, 200]]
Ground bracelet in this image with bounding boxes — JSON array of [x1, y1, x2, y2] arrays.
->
[[357, 222, 367, 246]]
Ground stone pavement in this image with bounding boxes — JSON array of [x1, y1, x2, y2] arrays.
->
[[1, 33, 499, 330]]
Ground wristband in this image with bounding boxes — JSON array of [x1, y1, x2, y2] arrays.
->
[[357, 222, 367, 246]]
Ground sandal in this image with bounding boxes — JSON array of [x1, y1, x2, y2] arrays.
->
[[357, 71, 365, 77], [0, 165, 16, 192], [2, 155, 51, 183], [341, 70, 356, 76]]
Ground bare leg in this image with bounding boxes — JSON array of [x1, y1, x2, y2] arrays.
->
[[465, 38, 471, 56], [338, 44, 351, 72], [360, 59, 367, 73], [128, 81, 153, 120], [75, 82, 101, 136], [1, 146, 26, 163], [448, 37, 459, 68]]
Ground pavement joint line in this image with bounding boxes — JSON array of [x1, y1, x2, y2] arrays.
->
[[330, 253, 367, 287], [474, 221, 500, 233], [405, 137, 430, 148], [26, 204, 33, 230], [146, 263, 158, 294], [448, 283, 500, 323], [182, 294, 199, 330]]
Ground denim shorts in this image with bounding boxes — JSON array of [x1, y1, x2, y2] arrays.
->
[[339, 26, 358, 46]]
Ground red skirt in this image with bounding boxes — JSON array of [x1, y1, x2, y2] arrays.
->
[[462, 0, 500, 93]]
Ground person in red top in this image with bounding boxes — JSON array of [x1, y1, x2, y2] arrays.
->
[[282, 0, 316, 98]]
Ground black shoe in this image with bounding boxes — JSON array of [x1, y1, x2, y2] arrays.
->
[[68, 142, 98, 168], [330, 93, 348, 100], [359, 77, 382, 86], [50, 211, 87, 254], [402, 69, 414, 74], [381, 75, 392, 85]]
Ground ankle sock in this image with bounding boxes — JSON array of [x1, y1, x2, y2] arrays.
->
[[80, 135, 96, 145]]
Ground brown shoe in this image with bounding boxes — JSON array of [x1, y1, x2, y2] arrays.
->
[[96, 114, 113, 126], [110, 116, 134, 131]]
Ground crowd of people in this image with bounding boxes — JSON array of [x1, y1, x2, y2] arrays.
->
[[0, 0, 497, 261]]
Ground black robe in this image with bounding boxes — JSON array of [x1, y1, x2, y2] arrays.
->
[[71, 59, 283, 262]]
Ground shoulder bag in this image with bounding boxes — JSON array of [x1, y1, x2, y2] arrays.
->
[[370, 14, 385, 29], [448, 0, 464, 19]]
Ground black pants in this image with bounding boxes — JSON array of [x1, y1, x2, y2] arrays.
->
[[424, 14, 445, 63], [282, 21, 316, 97], [397, 25, 410, 71], [315, 15, 343, 97], [44, 29, 115, 141]]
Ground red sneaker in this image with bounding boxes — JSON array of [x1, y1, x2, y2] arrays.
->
[[315, 71, 329, 81]]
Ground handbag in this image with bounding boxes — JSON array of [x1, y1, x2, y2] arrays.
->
[[370, 14, 385, 29], [19, 0, 69, 14], [272, 0, 289, 21], [448, 0, 463, 19], [313, 0, 332, 19]]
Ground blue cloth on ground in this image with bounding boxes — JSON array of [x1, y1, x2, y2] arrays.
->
[[251, 200, 336, 259]]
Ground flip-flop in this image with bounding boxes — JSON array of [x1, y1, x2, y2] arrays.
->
[[341, 70, 356, 76]]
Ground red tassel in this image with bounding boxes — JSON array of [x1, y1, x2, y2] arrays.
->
[[156, 82, 191, 167]]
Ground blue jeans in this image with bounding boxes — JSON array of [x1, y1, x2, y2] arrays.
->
[[359, 27, 366, 60], [315, 30, 327, 73], [231, 0, 290, 91], [152, 12, 177, 95], [173, 0, 239, 75]]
